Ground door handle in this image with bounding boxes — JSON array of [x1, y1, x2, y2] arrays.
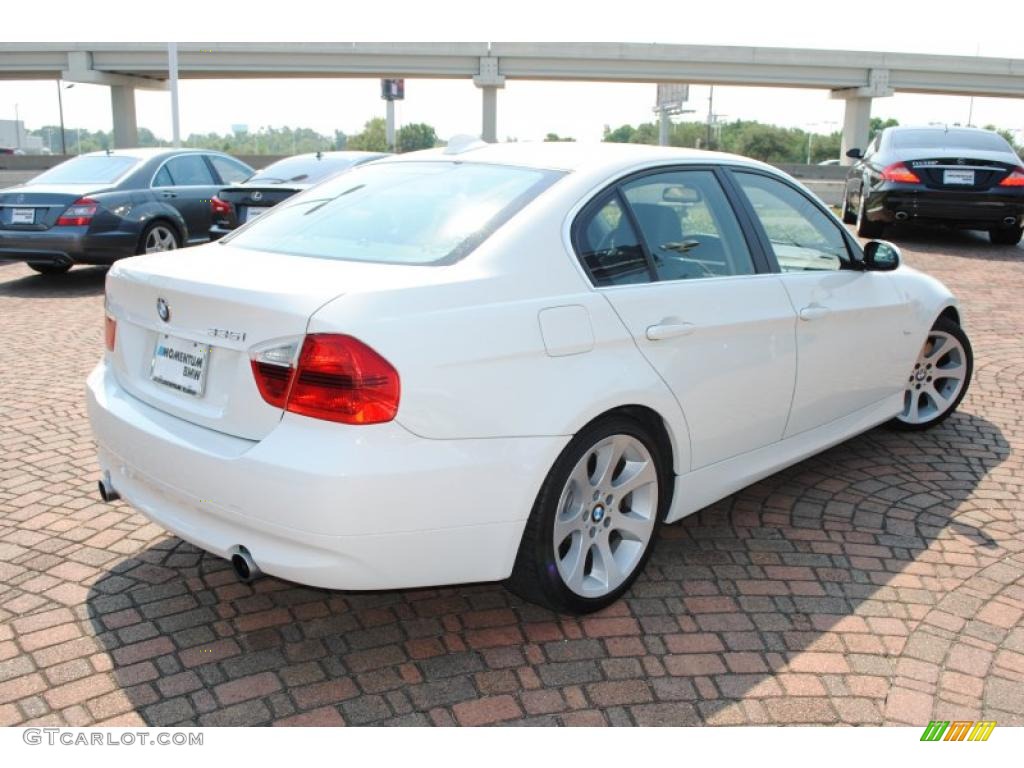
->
[[161, 191, 177, 199], [646, 322, 696, 341], [799, 305, 831, 322]]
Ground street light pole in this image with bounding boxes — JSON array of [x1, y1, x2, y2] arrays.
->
[[56, 80, 67, 155]]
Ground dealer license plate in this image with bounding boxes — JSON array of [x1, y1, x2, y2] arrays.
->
[[11, 208, 35, 224], [943, 169, 975, 185], [151, 334, 210, 398]]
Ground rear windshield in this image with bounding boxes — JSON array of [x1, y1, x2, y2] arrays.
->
[[31, 155, 140, 185], [223, 161, 564, 265], [248, 155, 373, 185], [891, 129, 1012, 153]]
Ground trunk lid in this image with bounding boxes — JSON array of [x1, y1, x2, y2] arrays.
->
[[105, 242, 353, 440], [0, 185, 112, 230], [902, 150, 1019, 192], [217, 184, 306, 227]]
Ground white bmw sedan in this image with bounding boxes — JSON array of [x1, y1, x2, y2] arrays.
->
[[87, 141, 972, 613]]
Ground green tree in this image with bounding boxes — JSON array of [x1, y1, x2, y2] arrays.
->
[[602, 124, 636, 143], [397, 123, 438, 152], [346, 118, 389, 152], [543, 132, 575, 142], [869, 117, 899, 143]]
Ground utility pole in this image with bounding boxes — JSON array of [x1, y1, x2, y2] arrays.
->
[[56, 81, 67, 155], [706, 86, 714, 150]]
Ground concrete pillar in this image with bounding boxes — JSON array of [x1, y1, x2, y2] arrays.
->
[[839, 96, 872, 165], [474, 56, 505, 143], [386, 99, 396, 151], [481, 86, 499, 143], [110, 85, 138, 148]]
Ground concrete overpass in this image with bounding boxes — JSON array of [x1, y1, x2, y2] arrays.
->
[[2, 42, 1022, 158]]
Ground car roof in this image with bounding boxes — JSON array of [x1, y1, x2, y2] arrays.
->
[[885, 125, 1000, 135], [76, 147, 225, 160], [385, 141, 773, 175]]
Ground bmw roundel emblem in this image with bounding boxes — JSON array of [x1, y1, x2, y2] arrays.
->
[[156, 298, 170, 322]]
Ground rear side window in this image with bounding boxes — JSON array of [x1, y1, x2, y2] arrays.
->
[[163, 155, 216, 186], [31, 155, 139, 185], [621, 170, 756, 281], [224, 161, 563, 265], [575, 196, 652, 286]]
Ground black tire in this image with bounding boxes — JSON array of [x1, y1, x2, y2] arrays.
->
[[137, 221, 182, 255], [989, 225, 1023, 246], [856, 194, 885, 239], [887, 316, 972, 432], [506, 415, 672, 614], [841, 193, 857, 224], [27, 262, 72, 275]]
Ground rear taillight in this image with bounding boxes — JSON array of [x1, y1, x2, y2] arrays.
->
[[57, 197, 99, 226], [249, 335, 400, 425], [881, 163, 921, 184], [998, 168, 1024, 187], [104, 313, 116, 351], [211, 195, 233, 217]]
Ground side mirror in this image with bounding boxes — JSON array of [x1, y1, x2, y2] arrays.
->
[[863, 240, 900, 271], [846, 148, 863, 160]]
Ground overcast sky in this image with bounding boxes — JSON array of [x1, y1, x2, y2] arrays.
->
[[3, 0, 1023, 145]]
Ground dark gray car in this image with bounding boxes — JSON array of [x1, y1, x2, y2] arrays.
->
[[0, 148, 253, 274]]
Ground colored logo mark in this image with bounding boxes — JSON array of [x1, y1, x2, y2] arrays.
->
[[920, 720, 996, 742]]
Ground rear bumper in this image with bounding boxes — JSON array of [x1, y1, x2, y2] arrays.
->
[[85, 361, 567, 590], [868, 185, 1024, 228], [0, 227, 137, 265]]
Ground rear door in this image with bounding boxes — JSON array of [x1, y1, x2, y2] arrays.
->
[[152, 154, 220, 243], [576, 167, 798, 470], [729, 169, 910, 437]]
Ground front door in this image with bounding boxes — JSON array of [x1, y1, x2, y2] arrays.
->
[[729, 169, 910, 437]]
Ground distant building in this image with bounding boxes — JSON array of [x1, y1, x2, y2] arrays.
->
[[0, 120, 45, 154]]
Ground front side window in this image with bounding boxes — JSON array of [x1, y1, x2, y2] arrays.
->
[[621, 170, 756, 281], [224, 161, 563, 265], [209, 155, 251, 184], [575, 195, 651, 286], [733, 172, 851, 272], [163, 155, 215, 186]]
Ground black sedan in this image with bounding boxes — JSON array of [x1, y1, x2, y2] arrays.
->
[[842, 126, 1024, 245], [0, 148, 253, 274], [209, 151, 388, 239]]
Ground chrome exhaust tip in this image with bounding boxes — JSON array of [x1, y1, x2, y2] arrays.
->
[[1002, 216, 1017, 226], [894, 211, 909, 222], [229, 546, 261, 583], [97, 472, 120, 503]]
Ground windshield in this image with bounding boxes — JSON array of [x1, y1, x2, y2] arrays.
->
[[247, 155, 372, 185], [892, 129, 1012, 153], [31, 155, 140, 185], [224, 161, 564, 265]]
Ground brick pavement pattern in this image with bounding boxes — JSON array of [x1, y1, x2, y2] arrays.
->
[[1, 228, 1022, 726]]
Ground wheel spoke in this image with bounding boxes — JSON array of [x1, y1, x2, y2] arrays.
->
[[561, 537, 588, 594], [612, 511, 653, 541], [935, 361, 964, 380], [592, 437, 626, 489], [593, 537, 622, 590], [925, 334, 950, 363], [904, 392, 921, 422], [612, 459, 656, 497], [925, 384, 951, 412]]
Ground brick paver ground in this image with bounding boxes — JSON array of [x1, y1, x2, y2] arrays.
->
[[1, 226, 1022, 727]]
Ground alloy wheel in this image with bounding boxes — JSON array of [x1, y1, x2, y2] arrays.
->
[[144, 226, 178, 253], [552, 434, 659, 598], [899, 330, 968, 425]]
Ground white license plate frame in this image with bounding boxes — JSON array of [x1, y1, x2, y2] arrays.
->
[[943, 169, 975, 186], [244, 206, 268, 223], [11, 208, 35, 224], [150, 334, 211, 398]]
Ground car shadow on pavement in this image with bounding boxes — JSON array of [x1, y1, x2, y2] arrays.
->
[[83, 410, 1011, 726], [0, 265, 107, 298]]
